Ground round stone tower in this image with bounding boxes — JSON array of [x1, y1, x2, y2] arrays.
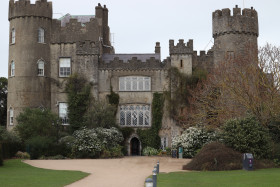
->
[[7, 0, 52, 129], [212, 5, 259, 65]]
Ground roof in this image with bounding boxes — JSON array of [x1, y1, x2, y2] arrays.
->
[[102, 54, 161, 63], [59, 14, 95, 27]]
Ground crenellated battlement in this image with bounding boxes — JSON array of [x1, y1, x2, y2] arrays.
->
[[9, 0, 52, 21], [212, 5, 258, 38], [169, 39, 193, 55]]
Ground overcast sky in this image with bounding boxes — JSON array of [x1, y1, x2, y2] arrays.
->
[[1, 0, 280, 78]]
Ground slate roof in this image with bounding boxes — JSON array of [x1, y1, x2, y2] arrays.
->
[[59, 14, 95, 27]]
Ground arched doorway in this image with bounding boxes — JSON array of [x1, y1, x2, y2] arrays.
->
[[130, 137, 140, 156]]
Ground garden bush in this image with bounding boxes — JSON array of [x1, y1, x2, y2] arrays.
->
[[0, 144, 3, 166], [15, 151, 30, 159], [221, 116, 272, 159], [142, 147, 159, 156], [71, 127, 123, 158], [183, 142, 242, 171], [171, 126, 217, 158]]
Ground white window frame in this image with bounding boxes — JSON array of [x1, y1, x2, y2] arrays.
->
[[38, 28, 45, 43], [11, 61, 15, 77], [119, 76, 151, 91], [119, 104, 151, 127], [37, 60, 45, 76], [59, 102, 69, 125], [9, 108, 14, 126], [11, 28, 15, 44], [59, 58, 71, 77], [161, 137, 168, 150]]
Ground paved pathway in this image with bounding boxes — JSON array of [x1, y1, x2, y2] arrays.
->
[[25, 156, 190, 187]]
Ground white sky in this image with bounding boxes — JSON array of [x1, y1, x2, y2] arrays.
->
[[0, 0, 280, 78]]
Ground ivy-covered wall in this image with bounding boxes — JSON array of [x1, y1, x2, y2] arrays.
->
[[137, 92, 165, 149]]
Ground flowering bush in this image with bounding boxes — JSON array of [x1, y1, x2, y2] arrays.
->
[[171, 127, 217, 158], [142, 146, 159, 156], [71, 127, 123, 158]]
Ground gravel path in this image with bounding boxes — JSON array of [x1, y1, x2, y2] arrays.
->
[[24, 156, 190, 187]]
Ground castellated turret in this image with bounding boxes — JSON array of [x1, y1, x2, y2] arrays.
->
[[7, 0, 52, 129], [169, 39, 193, 75], [212, 5, 259, 65]]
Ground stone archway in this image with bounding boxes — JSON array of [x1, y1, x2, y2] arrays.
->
[[127, 134, 142, 156]]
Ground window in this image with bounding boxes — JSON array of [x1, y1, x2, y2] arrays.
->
[[11, 61, 15, 76], [11, 28, 15, 44], [59, 58, 71, 77], [38, 60, 44, 76], [119, 76, 151, 91], [161, 137, 168, 150], [180, 60, 183, 68], [9, 108, 14, 125], [120, 105, 150, 126], [59, 103, 69, 125], [38, 28, 45, 43]]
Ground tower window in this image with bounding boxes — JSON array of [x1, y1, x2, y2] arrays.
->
[[11, 61, 15, 77], [9, 108, 14, 125], [38, 60, 44, 76], [180, 60, 183, 68], [11, 28, 15, 44], [38, 28, 45, 43], [59, 102, 69, 125], [59, 58, 71, 77]]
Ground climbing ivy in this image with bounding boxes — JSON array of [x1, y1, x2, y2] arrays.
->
[[166, 67, 207, 120], [65, 74, 92, 133], [137, 92, 164, 149]]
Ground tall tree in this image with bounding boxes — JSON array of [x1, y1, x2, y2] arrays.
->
[[0, 77, 7, 126]]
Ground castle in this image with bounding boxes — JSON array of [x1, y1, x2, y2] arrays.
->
[[7, 0, 258, 155]]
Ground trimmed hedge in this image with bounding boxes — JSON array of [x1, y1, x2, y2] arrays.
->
[[183, 142, 242, 171]]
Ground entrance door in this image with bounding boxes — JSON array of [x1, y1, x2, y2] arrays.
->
[[130, 137, 140, 156]]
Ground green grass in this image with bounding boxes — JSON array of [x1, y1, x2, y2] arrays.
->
[[0, 159, 89, 187], [157, 169, 280, 187]]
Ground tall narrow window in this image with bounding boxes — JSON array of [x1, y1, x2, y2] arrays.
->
[[59, 58, 71, 77], [38, 60, 44, 76], [11, 61, 15, 76], [9, 108, 14, 125], [38, 28, 45, 43], [59, 103, 69, 125], [180, 60, 183, 68], [11, 28, 15, 44]]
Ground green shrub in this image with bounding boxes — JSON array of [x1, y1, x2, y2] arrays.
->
[[142, 147, 159, 156], [221, 116, 272, 159], [184, 142, 242, 171], [15, 151, 30, 159], [15, 108, 58, 141], [110, 145, 123, 158], [0, 144, 3, 166], [26, 136, 56, 159]]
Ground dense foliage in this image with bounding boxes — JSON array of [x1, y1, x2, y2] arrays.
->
[[0, 77, 7, 126], [0, 126, 22, 159], [221, 116, 272, 159], [0, 144, 3, 166], [172, 126, 217, 158], [142, 146, 159, 156], [184, 142, 242, 171], [65, 74, 92, 133], [137, 93, 164, 149], [86, 101, 117, 129], [70, 127, 124, 158], [15, 108, 58, 141]]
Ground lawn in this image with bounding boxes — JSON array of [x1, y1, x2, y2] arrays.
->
[[157, 169, 280, 187], [0, 159, 89, 187]]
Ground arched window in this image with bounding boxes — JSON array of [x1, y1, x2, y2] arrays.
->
[[38, 60, 44, 76], [11, 28, 15, 44], [11, 61, 15, 76], [9, 108, 14, 125], [38, 28, 45, 43]]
